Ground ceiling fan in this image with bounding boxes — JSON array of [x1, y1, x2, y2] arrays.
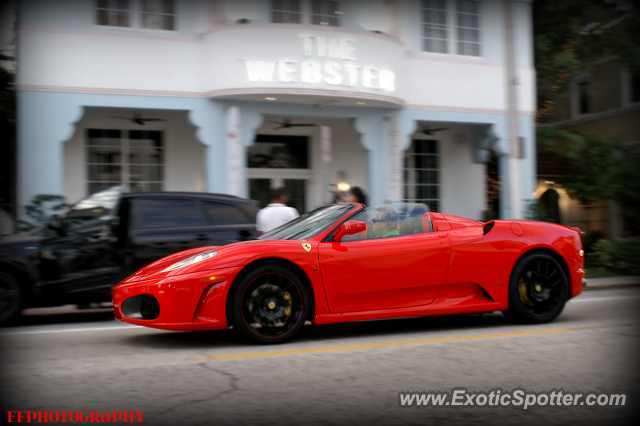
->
[[270, 118, 316, 130], [418, 125, 449, 135], [107, 113, 166, 126]]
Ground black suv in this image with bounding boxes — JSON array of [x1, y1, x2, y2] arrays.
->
[[0, 187, 259, 324]]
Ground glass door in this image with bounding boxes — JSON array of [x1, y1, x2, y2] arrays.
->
[[247, 135, 310, 214]]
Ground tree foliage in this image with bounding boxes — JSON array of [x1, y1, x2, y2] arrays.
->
[[534, 0, 640, 90], [537, 127, 640, 234], [536, 127, 617, 205]]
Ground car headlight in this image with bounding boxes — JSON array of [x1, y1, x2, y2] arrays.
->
[[161, 250, 218, 272]]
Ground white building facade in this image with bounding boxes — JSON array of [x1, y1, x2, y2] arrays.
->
[[16, 0, 536, 219]]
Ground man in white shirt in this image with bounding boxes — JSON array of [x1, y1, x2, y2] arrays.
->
[[256, 187, 300, 234]]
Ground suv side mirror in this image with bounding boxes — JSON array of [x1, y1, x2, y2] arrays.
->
[[333, 220, 367, 242]]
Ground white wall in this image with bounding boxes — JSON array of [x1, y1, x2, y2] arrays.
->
[[411, 123, 486, 220], [17, 0, 536, 115]]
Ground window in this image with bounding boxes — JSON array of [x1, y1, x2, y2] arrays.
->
[[86, 129, 164, 195], [420, 0, 481, 57], [96, 0, 130, 27], [247, 135, 309, 169], [271, 0, 341, 26], [403, 139, 440, 212], [137, 199, 204, 228], [311, 0, 340, 26], [421, 0, 448, 53], [95, 0, 175, 30], [272, 0, 302, 24], [456, 0, 480, 56], [204, 202, 250, 225], [141, 0, 176, 30]]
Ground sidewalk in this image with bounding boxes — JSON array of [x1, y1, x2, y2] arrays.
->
[[583, 275, 640, 289]]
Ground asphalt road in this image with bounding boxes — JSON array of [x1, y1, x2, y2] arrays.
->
[[1, 287, 639, 426]]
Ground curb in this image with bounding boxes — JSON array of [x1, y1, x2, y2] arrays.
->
[[583, 275, 640, 290]]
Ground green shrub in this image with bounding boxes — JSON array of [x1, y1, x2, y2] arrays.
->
[[17, 194, 69, 232], [524, 199, 550, 222], [589, 237, 640, 275]]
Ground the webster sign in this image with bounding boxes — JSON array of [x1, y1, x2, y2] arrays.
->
[[244, 35, 396, 92]]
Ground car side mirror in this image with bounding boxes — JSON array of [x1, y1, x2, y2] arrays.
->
[[333, 220, 367, 242]]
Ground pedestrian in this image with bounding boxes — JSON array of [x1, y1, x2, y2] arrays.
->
[[256, 187, 300, 234]]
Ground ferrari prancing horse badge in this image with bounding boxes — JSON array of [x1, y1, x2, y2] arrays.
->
[[301, 243, 311, 252]]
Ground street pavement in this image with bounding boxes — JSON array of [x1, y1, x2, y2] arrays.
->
[[1, 287, 639, 426]]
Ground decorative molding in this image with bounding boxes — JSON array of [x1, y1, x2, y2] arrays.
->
[[205, 88, 405, 106], [19, 26, 204, 43], [204, 23, 403, 44], [16, 85, 205, 98], [405, 54, 535, 71]]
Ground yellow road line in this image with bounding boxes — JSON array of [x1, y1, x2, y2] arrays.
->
[[191, 322, 639, 361], [193, 329, 572, 361]]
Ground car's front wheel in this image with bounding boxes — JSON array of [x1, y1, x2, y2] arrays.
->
[[231, 265, 309, 344], [502, 253, 568, 324], [0, 271, 22, 325]]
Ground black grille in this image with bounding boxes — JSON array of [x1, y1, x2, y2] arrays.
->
[[140, 295, 160, 320]]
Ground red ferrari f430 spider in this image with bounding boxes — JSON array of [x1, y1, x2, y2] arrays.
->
[[112, 202, 584, 344]]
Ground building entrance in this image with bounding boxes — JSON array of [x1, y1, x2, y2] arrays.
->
[[247, 135, 310, 214]]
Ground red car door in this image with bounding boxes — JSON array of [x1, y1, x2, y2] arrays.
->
[[318, 232, 452, 313]]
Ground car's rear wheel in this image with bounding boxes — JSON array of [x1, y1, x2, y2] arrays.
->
[[0, 271, 22, 325], [232, 265, 309, 344], [502, 253, 568, 324]]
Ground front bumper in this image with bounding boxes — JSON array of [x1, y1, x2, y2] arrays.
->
[[112, 266, 241, 331]]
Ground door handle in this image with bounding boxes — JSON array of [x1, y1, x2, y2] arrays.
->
[[437, 233, 448, 238], [195, 234, 208, 241]]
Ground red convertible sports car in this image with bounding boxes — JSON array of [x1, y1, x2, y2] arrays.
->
[[112, 202, 584, 344]]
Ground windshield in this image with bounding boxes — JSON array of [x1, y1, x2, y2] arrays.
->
[[336, 202, 433, 241], [63, 186, 122, 229], [259, 204, 358, 240]]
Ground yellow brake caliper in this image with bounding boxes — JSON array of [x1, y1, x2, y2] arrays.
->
[[283, 291, 292, 318], [518, 280, 529, 304]]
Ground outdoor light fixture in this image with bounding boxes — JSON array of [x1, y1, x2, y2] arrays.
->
[[266, 97, 277, 101], [337, 171, 350, 192]]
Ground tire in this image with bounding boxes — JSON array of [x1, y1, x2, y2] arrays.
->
[[231, 265, 309, 344], [0, 271, 22, 326], [502, 253, 568, 324]]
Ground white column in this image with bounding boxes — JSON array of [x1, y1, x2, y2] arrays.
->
[[504, 0, 523, 219]]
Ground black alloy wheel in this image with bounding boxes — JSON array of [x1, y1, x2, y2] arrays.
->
[[232, 265, 309, 344], [503, 253, 568, 324], [0, 271, 22, 325]]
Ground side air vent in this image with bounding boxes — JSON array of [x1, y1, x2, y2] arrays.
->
[[483, 221, 495, 236]]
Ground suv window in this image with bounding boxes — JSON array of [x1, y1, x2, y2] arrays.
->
[[137, 199, 204, 228], [204, 202, 250, 225]]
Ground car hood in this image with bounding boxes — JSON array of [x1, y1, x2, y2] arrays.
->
[[119, 238, 315, 284]]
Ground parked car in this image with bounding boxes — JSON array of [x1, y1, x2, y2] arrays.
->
[[0, 186, 259, 325], [112, 201, 585, 344]]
